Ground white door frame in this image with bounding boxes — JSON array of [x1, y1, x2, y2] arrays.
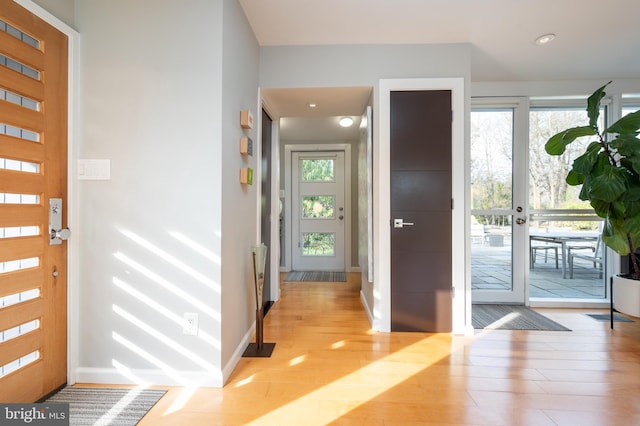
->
[[283, 144, 352, 272], [470, 97, 529, 304], [258, 99, 282, 304], [377, 78, 467, 334], [14, 0, 80, 384]]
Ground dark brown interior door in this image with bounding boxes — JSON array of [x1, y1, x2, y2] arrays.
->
[[261, 109, 273, 314], [390, 90, 452, 332]]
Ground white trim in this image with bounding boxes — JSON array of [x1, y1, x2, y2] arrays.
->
[[13, 0, 81, 386], [257, 97, 282, 303], [75, 367, 222, 388], [377, 78, 466, 334], [283, 144, 352, 273], [360, 290, 374, 325], [470, 97, 529, 305]]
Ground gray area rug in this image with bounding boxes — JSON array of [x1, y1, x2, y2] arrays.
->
[[44, 386, 166, 425], [586, 313, 633, 322], [284, 271, 347, 282], [472, 304, 571, 331]]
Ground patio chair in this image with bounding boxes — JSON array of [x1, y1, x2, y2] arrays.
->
[[471, 224, 485, 245], [530, 243, 559, 269], [568, 235, 603, 278]]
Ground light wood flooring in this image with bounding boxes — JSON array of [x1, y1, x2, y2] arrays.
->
[[133, 273, 640, 425]]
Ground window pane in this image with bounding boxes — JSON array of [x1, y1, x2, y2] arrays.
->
[[470, 110, 513, 209], [471, 215, 513, 292], [302, 159, 334, 182], [302, 232, 335, 256], [529, 108, 604, 210], [302, 195, 334, 218], [529, 106, 606, 300]]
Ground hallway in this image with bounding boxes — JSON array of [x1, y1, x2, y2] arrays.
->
[[139, 273, 640, 425]]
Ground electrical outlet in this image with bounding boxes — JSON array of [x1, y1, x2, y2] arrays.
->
[[183, 312, 198, 335]]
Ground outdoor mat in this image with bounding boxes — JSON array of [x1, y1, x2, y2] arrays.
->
[[284, 271, 347, 282], [472, 304, 571, 331], [43, 386, 166, 425], [586, 313, 633, 322]]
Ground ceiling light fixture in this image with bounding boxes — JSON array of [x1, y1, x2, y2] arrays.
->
[[339, 117, 354, 127], [308, 102, 317, 108], [535, 33, 556, 45]]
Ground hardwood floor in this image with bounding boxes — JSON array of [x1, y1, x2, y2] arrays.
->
[[137, 273, 640, 425]]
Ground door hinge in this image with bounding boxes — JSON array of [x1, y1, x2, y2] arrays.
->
[[451, 198, 454, 210]]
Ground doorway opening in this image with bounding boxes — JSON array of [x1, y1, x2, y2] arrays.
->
[[260, 86, 372, 277]]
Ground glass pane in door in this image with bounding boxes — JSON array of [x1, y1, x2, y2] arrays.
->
[[470, 109, 515, 294], [529, 107, 606, 299]]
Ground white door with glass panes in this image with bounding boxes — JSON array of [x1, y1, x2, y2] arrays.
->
[[292, 152, 345, 271], [470, 99, 528, 304]]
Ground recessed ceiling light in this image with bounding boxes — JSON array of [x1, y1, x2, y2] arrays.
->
[[339, 117, 354, 127], [308, 102, 317, 108], [535, 33, 556, 45]]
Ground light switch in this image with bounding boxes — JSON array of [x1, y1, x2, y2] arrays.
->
[[78, 159, 111, 180]]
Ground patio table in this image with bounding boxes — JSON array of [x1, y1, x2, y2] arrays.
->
[[530, 231, 598, 279]]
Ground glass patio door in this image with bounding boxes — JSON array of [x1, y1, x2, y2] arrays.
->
[[470, 99, 528, 304], [528, 103, 607, 300]]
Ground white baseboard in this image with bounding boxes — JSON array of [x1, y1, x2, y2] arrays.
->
[[74, 322, 257, 388], [360, 290, 374, 327], [221, 322, 255, 384], [75, 366, 223, 388]]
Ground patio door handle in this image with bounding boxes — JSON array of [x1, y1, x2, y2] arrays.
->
[[515, 217, 527, 225]]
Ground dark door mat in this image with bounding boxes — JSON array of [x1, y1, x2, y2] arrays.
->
[[284, 271, 346, 282], [472, 304, 571, 331], [585, 313, 633, 322]]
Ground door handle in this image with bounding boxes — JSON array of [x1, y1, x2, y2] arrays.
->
[[393, 218, 415, 228], [515, 217, 527, 225], [49, 198, 71, 245]]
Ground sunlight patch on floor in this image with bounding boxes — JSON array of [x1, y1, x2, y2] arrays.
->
[[247, 335, 449, 425]]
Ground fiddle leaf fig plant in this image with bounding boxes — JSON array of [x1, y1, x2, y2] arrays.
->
[[545, 81, 640, 280]]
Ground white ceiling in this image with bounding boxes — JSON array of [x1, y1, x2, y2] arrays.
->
[[241, 0, 640, 140]]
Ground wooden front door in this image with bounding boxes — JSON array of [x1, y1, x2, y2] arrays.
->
[[0, 0, 68, 402], [390, 90, 452, 332]]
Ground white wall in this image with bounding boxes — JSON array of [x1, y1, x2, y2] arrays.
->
[[219, 0, 261, 372], [72, 0, 254, 387], [31, 0, 75, 27]]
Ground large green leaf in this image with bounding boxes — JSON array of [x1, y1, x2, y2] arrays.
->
[[571, 141, 601, 175], [623, 199, 640, 218], [622, 185, 640, 203], [566, 169, 585, 186], [605, 109, 640, 135], [588, 165, 627, 202], [545, 126, 597, 155], [602, 217, 631, 255], [590, 199, 610, 218], [609, 134, 640, 155], [624, 214, 640, 235], [611, 134, 640, 174], [587, 82, 610, 128]]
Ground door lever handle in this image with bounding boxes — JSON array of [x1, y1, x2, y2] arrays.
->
[[393, 218, 415, 228]]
